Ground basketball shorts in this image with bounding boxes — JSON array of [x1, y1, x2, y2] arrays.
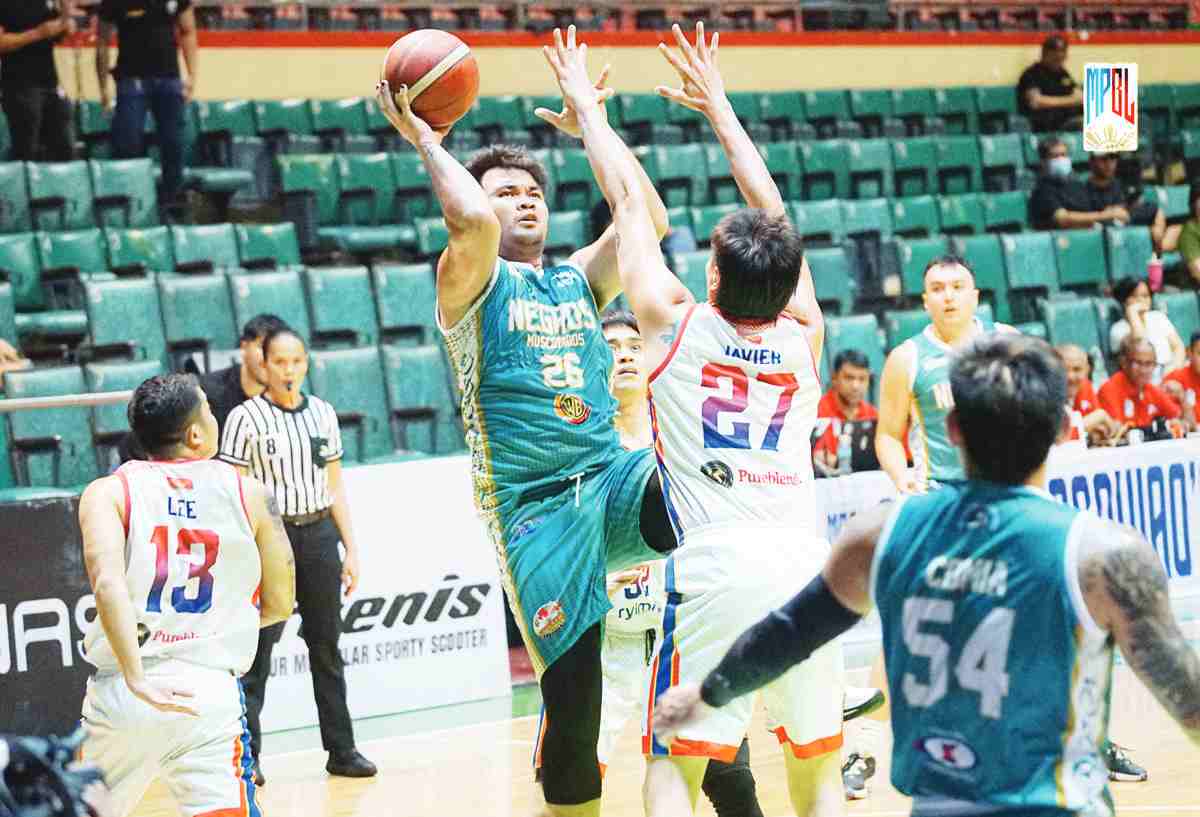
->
[[80, 660, 262, 817], [644, 526, 844, 763], [498, 446, 660, 676]]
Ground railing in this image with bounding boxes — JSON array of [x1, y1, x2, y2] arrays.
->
[[0, 391, 132, 414]]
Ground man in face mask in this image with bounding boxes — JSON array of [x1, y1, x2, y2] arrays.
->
[[1031, 138, 1143, 232]]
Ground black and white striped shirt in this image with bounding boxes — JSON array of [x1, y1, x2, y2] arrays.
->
[[218, 394, 343, 517]]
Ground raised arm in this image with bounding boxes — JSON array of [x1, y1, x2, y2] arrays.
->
[[542, 27, 690, 362], [876, 343, 920, 494], [1080, 522, 1200, 748], [242, 476, 296, 628], [376, 81, 500, 329], [176, 7, 199, 101]]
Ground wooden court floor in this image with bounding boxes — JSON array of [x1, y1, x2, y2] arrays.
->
[[128, 660, 1200, 817]]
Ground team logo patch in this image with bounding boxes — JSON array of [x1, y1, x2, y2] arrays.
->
[[533, 600, 566, 638], [554, 394, 591, 425], [915, 736, 977, 770], [700, 460, 734, 488]]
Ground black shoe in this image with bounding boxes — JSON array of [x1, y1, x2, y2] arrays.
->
[[252, 761, 265, 788], [1102, 741, 1148, 782], [843, 687, 886, 722], [326, 749, 377, 778]]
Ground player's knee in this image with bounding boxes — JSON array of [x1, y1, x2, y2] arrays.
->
[[702, 756, 763, 817]]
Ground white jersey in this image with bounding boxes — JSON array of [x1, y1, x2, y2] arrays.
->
[[605, 560, 666, 635], [648, 303, 822, 540], [83, 459, 262, 676]]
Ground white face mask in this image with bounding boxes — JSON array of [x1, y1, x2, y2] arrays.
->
[[1048, 156, 1072, 178]]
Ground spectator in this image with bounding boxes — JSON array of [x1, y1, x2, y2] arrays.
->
[[1163, 331, 1200, 431], [1108, 276, 1186, 382], [0, 2, 76, 162], [96, 0, 198, 211], [1098, 335, 1182, 431], [0, 338, 31, 388], [1016, 36, 1083, 133], [1164, 182, 1200, 289], [198, 313, 290, 432], [1056, 343, 1123, 445], [813, 349, 878, 474]]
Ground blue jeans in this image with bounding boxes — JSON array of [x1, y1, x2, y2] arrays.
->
[[111, 76, 185, 200]]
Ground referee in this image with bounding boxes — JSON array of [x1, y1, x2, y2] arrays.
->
[[219, 327, 376, 783]]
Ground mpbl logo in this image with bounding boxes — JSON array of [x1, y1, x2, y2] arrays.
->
[[1083, 63, 1138, 152]]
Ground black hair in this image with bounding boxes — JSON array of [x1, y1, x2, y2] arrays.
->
[[262, 327, 306, 360], [1038, 137, 1066, 162], [1042, 35, 1067, 52], [1111, 275, 1145, 307], [1190, 330, 1200, 349], [833, 348, 871, 373], [950, 334, 1068, 484], [464, 144, 550, 190], [923, 254, 976, 284], [128, 373, 203, 459], [710, 209, 805, 322], [601, 310, 639, 334], [241, 314, 290, 343], [1189, 182, 1200, 216]]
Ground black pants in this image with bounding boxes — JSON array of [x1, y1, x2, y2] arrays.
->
[[242, 516, 356, 759], [0, 83, 74, 162]]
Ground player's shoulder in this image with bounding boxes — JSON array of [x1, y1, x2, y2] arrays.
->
[[884, 338, 918, 372]]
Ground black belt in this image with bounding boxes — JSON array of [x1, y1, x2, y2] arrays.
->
[[284, 508, 331, 527], [519, 465, 605, 506]]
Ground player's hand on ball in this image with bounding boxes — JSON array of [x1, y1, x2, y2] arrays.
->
[[376, 79, 449, 147], [533, 64, 615, 139], [656, 22, 727, 118], [541, 26, 608, 120], [126, 676, 199, 717], [654, 682, 707, 743]]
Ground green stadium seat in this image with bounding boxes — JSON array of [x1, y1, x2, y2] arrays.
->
[[893, 235, 951, 297], [978, 134, 1024, 192], [373, 262, 437, 343], [690, 204, 738, 248], [89, 159, 158, 228], [1052, 229, 1108, 293], [806, 246, 855, 315], [76, 100, 114, 158], [26, 161, 94, 231], [1154, 291, 1200, 346], [824, 313, 885, 401], [726, 92, 770, 144], [953, 233, 1012, 323], [974, 86, 1019, 134], [320, 153, 411, 254], [1000, 231, 1059, 323], [0, 163, 32, 233], [1039, 298, 1104, 364], [194, 100, 270, 198], [645, 145, 705, 209], [1147, 185, 1192, 223], [788, 200, 844, 246], [309, 345, 393, 463], [0, 232, 48, 312], [701, 143, 738, 205], [933, 87, 978, 135], [666, 206, 694, 245], [228, 269, 311, 342], [937, 192, 985, 235], [617, 94, 681, 145], [848, 89, 895, 138], [1175, 83, 1200, 130], [362, 96, 399, 151], [305, 266, 377, 347], [544, 210, 586, 261], [380, 343, 462, 455], [890, 88, 939, 136], [309, 97, 374, 154], [1092, 296, 1123, 364], [0, 282, 15, 347], [390, 150, 438, 225], [82, 277, 167, 366], [253, 98, 321, 153], [840, 197, 892, 280], [407, 216, 445, 260], [934, 136, 983, 194], [801, 90, 850, 138], [891, 137, 937, 198], [671, 250, 710, 302], [275, 153, 337, 251], [759, 92, 806, 141], [4, 366, 98, 487], [520, 95, 564, 148], [884, 308, 930, 351], [798, 140, 849, 201], [84, 359, 163, 470], [666, 96, 708, 143], [1104, 225, 1154, 281], [847, 139, 893, 199], [550, 148, 600, 214], [36, 228, 110, 278], [1140, 84, 1175, 142], [473, 95, 533, 146], [171, 223, 241, 272], [1181, 129, 1200, 179], [235, 222, 302, 270], [157, 273, 237, 371], [759, 142, 798, 201], [104, 226, 173, 274], [890, 195, 941, 238], [981, 189, 1028, 233]]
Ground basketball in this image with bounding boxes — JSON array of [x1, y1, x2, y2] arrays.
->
[[381, 30, 480, 130]]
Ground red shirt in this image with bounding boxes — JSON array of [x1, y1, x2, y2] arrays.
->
[[1097, 370, 1182, 427], [1164, 365, 1200, 409], [813, 390, 878, 458], [1073, 379, 1100, 416]]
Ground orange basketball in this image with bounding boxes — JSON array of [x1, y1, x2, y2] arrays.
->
[[381, 30, 479, 130]]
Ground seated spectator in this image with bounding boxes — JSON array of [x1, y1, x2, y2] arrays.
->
[[1163, 182, 1200, 289], [1163, 331, 1200, 431], [1098, 336, 1182, 432], [1108, 276, 1186, 382], [1016, 36, 1083, 133], [0, 338, 31, 388], [813, 349, 878, 474], [1057, 343, 1123, 445]]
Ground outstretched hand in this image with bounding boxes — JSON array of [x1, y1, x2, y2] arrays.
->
[[656, 22, 726, 118], [374, 79, 450, 148], [540, 26, 609, 126], [534, 63, 615, 139]]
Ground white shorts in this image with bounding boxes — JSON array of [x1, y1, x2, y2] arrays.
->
[[644, 526, 844, 763], [80, 660, 261, 817]]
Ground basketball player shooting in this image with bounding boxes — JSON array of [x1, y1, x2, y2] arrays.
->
[[543, 24, 846, 817]]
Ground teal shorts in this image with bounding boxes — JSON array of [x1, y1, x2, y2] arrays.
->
[[500, 447, 660, 675]]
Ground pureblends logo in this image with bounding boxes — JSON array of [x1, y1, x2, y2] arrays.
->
[[1083, 63, 1138, 152]]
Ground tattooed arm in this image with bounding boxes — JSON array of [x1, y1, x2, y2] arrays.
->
[[245, 478, 297, 628], [1080, 520, 1200, 748]]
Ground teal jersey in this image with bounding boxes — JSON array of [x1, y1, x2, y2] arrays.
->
[[873, 483, 1115, 817], [440, 258, 624, 520], [905, 317, 996, 486]]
